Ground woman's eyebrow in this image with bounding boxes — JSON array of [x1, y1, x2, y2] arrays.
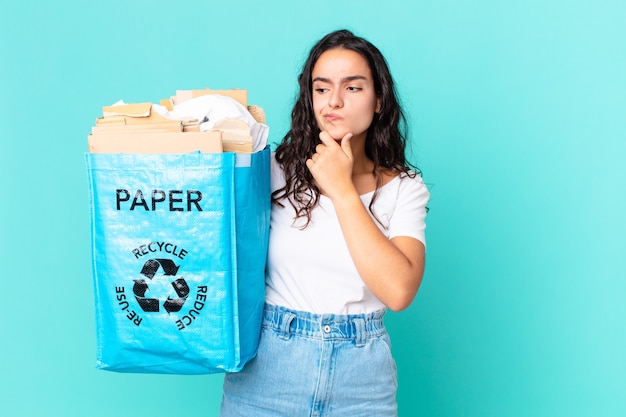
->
[[312, 75, 368, 83]]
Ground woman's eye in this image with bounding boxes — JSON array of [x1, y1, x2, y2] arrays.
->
[[314, 88, 328, 93], [347, 86, 362, 92]]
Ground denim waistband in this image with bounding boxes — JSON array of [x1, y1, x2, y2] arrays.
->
[[262, 303, 387, 347]]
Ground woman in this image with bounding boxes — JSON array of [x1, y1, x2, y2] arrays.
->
[[220, 29, 429, 417]]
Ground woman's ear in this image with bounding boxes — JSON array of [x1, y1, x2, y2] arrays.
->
[[375, 97, 382, 113]]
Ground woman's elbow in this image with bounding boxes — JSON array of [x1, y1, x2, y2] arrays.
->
[[384, 285, 420, 312]]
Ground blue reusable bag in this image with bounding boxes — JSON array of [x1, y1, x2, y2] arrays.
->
[[85, 149, 270, 374]]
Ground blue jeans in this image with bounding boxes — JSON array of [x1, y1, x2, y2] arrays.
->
[[220, 303, 398, 417]]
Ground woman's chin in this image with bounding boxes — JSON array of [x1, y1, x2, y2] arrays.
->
[[326, 128, 350, 141]]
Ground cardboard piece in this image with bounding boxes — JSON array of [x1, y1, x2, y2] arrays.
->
[[98, 104, 186, 127], [88, 131, 223, 154], [247, 105, 266, 124], [91, 123, 182, 135], [102, 102, 152, 118]]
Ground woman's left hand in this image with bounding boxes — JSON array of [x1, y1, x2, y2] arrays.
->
[[306, 131, 355, 199]]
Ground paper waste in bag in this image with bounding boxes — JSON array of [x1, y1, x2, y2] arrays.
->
[[88, 88, 268, 154]]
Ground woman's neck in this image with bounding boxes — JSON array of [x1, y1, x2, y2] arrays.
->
[[348, 133, 374, 175]]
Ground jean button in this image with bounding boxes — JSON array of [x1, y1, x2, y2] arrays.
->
[[323, 325, 331, 333]]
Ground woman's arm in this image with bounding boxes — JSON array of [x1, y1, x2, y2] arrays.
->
[[332, 193, 425, 311], [306, 132, 425, 311]]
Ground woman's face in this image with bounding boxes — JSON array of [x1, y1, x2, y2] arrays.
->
[[311, 48, 380, 142]]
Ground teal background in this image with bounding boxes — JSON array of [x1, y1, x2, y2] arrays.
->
[[1, 0, 624, 416]]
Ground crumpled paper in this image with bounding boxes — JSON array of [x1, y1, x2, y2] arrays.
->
[[155, 95, 269, 152]]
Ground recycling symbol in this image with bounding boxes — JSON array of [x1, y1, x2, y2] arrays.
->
[[133, 258, 189, 314]]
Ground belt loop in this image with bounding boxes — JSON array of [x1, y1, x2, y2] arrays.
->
[[279, 312, 296, 340], [354, 318, 366, 347]]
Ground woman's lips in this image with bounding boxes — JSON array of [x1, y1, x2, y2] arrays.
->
[[323, 113, 341, 122]]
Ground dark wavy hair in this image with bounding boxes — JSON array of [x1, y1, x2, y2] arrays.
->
[[273, 29, 420, 227]]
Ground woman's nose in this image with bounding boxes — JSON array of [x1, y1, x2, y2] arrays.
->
[[328, 89, 343, 108]]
